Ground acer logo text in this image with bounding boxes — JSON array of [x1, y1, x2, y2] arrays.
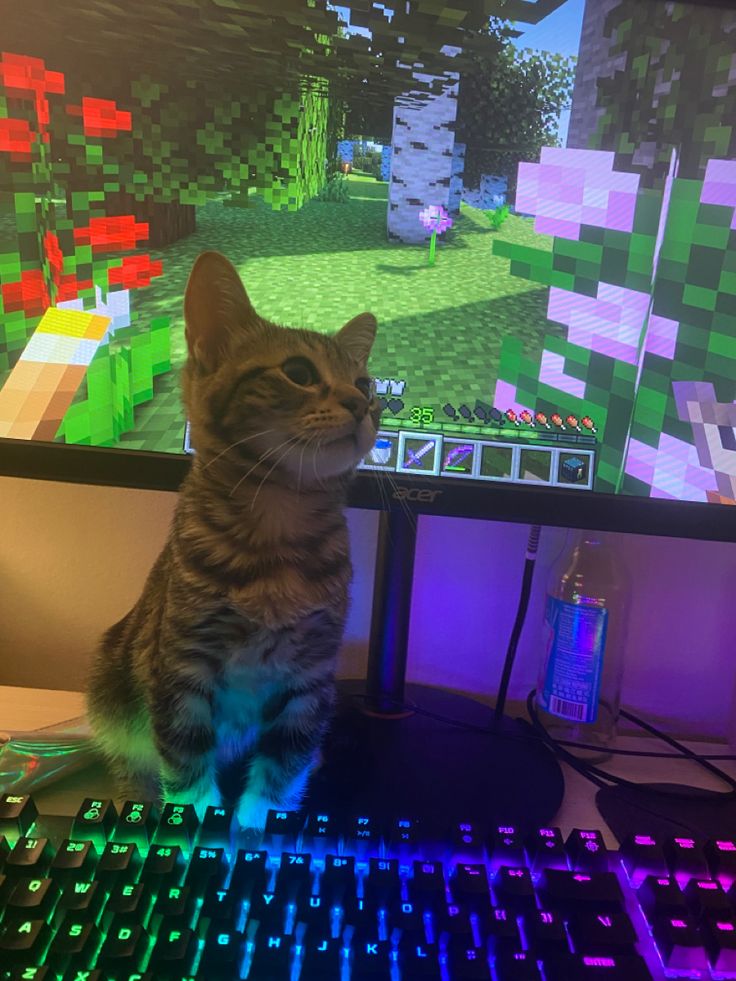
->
[[392, 488, 442, 502]]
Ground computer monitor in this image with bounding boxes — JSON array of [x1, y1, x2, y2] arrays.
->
[[0, 0, 733, 547]]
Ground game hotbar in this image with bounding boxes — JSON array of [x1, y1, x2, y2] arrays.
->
[[0, 0, 734, 504]]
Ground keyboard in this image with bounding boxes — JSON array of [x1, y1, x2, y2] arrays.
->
[[1, 793, 736, 980]]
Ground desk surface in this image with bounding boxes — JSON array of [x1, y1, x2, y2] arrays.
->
[[2, 685, 734, 849]]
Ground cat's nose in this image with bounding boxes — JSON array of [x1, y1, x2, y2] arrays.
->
[[340, 393, 368, 421]]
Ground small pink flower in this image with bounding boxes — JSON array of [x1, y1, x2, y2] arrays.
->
[[419, 204, 452, 234]]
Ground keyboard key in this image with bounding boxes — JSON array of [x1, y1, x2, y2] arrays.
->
[[147, 919, 196, 973], [275, 851, 312, 901], [493, 866, 536, 910], [300, 811, 338, 853], [56, 879, 105, 923], [46, 913, 100, 972], [364, 857, 400, 907], [448, 937, 492, 980], [295, 892, 332, 931], [5, 837, 54, 878], [493, 948, 542, 980], [6, 876, 60, 920], [248, 931, 293, 977], [705, 837, 736, 886], [263, 809, 302, 850], [702, 914, 736, 973], [537, 868, 623, 913], [389, 817, 420, 849], [349, 813, 379, 854], [541, 952, 654, 980], [436, 899, 473, 938], [140, 844, 184, 886], [230, 848, 268, 898], [71, 798, 116, 848], [526, 826, 568, 872], [683, 876, 731, 917], [450, 863, 490, 907], [95, 919, 148, 971], [59, 971, 106, 981], [520, 909, 569, 955], [5, 968, 52, 981], [185, 845, 227, 890], [200, 922, 246, 975], [489, 826, 526, 866], [202, 880, 240, 926], [636, 875, 687, 918], [96, 841, 141, 886], [620, 832, 667, 883], [0, 794, 38, 838], [113, 800, 159, 847], [300, 931, 342, 981], [650, 912, 708, 971], [154, 803, 199, 850], [198, 804, 235, 846], [49, 840, 96, 882], [567, 910, 638, 953], [248, 890, 286, 932], [104, 881, 153, 926], [481, 906, 521, 954], [351, 937, 392, 979], [663, 836, 709, 880], [321, 854, 357, 907], [397, 938, 441, 979], [565, 829, 609, 872], [450, 821, 486, 860], [152, 883, 195, 923], [0, 917, 50, 963], [409, 859, 446, 912], [390, 901, 423, 939]]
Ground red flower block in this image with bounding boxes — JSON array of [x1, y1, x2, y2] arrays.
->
[[1, 268, 50, 317], [74, 216, 150, 252], [108, 254, 163, 290], [0, 116, 34, 159], [0, 53, 64, 133], [43, 230, 64, 287], [81, 96, 132, 138]]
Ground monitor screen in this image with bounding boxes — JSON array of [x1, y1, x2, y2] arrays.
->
[[0, 0, 734, 532]]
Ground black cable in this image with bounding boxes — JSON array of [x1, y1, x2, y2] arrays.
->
[[494, 524, 541, 721], [350, 692, 736, 762], [527, 689, 736, 800]]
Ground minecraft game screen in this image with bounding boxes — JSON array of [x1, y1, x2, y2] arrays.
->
[[0, 0, 734, 504]]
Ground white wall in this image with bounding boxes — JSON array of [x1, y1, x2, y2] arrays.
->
[[1, 475, 735, 740]]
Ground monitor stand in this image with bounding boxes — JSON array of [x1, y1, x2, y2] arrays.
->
[[305, 510, 564, 832]]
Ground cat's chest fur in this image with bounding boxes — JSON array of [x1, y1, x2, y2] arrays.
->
[[213, 627, 297, 731]]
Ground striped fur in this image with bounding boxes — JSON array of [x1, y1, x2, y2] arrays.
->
[[86, 251, 379, 828]]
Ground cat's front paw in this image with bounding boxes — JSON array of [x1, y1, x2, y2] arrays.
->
[[235, 793, 281, 832]]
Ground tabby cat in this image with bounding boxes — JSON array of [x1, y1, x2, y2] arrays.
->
[[87, 251, 379, 829]]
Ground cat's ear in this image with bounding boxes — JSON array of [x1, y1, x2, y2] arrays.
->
[[184, 251, 257, 371], [336, 312, 377, 364]]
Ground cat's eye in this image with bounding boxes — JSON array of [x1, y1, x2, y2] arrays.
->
[[355, 376, 372, 399], [282, 357, 319, 387]]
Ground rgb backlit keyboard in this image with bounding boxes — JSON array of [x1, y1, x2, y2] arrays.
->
[[1, 792, 735, 980]]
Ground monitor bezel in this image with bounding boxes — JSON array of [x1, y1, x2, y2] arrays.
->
[[1, 436, 733, 543], [2, 0, 734, 544]]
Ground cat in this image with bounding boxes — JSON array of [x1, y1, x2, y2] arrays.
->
[[86, 250, 380, 830]]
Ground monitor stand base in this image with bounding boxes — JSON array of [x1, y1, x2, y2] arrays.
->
[[305, 679, 565, 832]]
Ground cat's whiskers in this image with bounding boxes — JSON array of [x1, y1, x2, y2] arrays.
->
[[249, 435, 304, 512], [384, 471, 418, 529], [202, 428, 276, 470], [228, 435, 298, 498], [296, 430, 319, 495]]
